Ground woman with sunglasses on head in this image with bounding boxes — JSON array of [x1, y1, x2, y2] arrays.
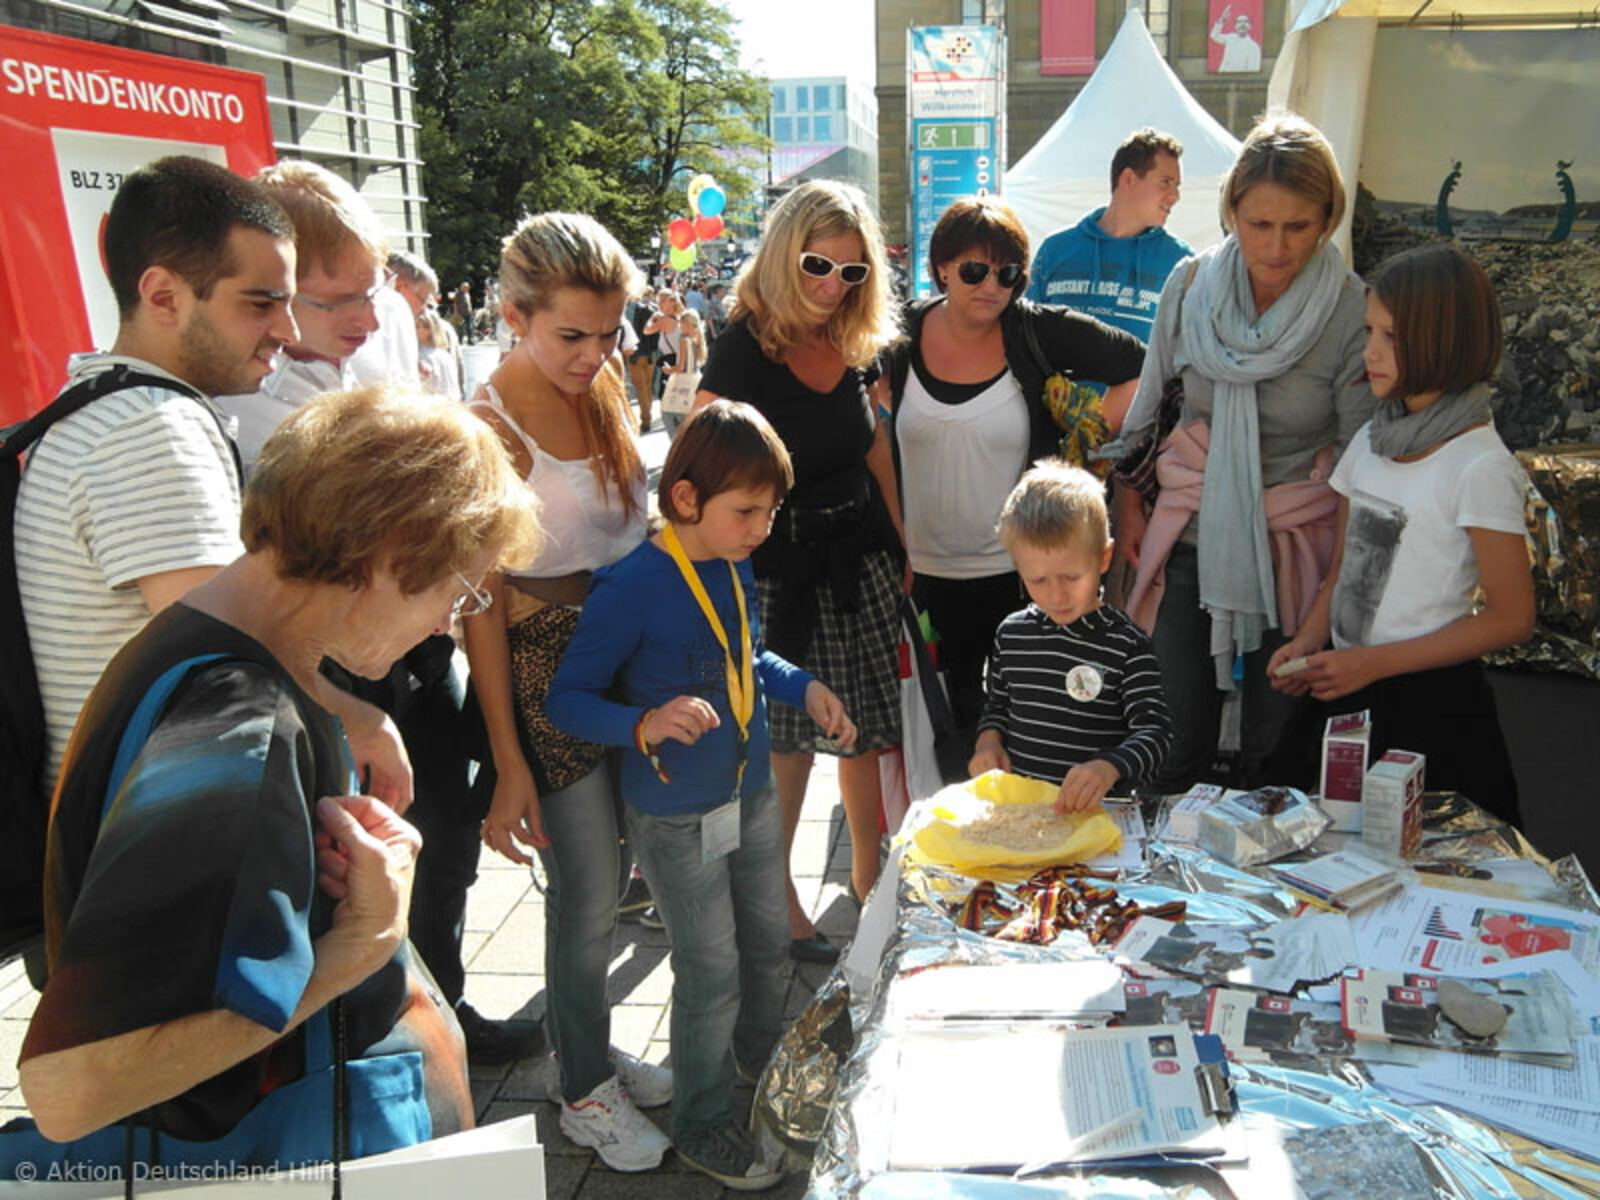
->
[[695, 180, 903, 963], [463, 213, 674, 1172], [883, 196, 1146, 757]]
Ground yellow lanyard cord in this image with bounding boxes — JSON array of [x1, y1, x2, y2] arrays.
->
[[660, 524, 755, 762]]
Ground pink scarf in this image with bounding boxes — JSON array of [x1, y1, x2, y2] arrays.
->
[[1127, 422, 1338, 640]]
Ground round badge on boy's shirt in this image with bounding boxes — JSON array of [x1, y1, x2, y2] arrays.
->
[[1065, 664, 1103, 702]]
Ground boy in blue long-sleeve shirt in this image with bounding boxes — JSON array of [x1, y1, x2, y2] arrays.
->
[[548, 401, 853, 1192]]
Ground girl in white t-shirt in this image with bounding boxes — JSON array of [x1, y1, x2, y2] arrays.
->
[[1267, 244, 1533, 824]]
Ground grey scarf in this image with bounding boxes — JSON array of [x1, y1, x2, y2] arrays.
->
[[1183, 238, 1349, 687], [1367, 381, 1494, 459]]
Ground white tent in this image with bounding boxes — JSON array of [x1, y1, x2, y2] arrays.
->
[[1004, 7, 1242, 257]]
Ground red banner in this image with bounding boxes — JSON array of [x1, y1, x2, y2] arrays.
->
[[0, 25, 276, 424], [1207, 0, 1264, 74], [1040, 0, 1096, 77]]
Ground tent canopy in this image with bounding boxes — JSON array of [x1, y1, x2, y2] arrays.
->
[[1004, 7, 1242, 257]]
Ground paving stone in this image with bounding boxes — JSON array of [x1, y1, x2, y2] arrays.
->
[[0, 1020, 26, 1091], [459, 972, 544, 1023], [465, 865, 537, 934], [607, 1003, 666, 1058], [470, 902, 547, 973]]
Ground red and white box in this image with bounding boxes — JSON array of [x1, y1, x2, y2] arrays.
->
[[1362, 751, 1426, 858], [1318, 711, 1371, 832]]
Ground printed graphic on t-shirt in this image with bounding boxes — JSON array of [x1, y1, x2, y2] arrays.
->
[[1332, 496, 1408, 646]]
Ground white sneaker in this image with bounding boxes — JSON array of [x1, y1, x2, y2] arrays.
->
[[612, 1047, 673, 1109], [559, 1074, 671, 1172]]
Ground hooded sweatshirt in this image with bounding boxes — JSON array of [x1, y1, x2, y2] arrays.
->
[[1025, 207, 1192, 346]]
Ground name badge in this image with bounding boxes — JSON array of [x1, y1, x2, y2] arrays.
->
[[701, 796, 741, 864]]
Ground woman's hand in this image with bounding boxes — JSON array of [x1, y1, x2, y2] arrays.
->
[[643, 695, 721, 746], [968, 731, 1011, 778], [1112, 483, 1148, 571], [314, 794, 420, 979], [1055, 760, 1120, 814], [318, 690, 414, 814], [805, 681, 857, 749], [1267, 635, 1326, 696], [1291, 645, 1385, 702], [481, 756, 549, 863]]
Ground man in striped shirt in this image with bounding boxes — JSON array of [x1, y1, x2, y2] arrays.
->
[[16, 157, 299, 795], [970, 462, 1172, 810]]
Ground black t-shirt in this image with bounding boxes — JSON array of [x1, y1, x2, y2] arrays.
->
[[700, 316, 880, 506]]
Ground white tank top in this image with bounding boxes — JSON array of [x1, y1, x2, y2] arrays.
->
[[469, 384, 647, 577], [897, 364, 1029, 579]]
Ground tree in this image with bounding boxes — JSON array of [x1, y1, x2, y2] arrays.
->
[[411, 0, 766, 288]]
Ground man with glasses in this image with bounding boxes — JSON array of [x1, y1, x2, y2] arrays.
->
[[219, 161, 545, 1067], [215, 160, 392, 476], [1025, 128, 1191, 351]]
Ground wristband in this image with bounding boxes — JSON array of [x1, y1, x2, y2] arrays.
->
[[634, 708, 672, 784]]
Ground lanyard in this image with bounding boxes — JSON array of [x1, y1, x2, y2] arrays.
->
[[660, 524, 754, 783]]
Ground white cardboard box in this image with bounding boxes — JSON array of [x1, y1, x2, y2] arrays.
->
[[1362, 750, 1426, 858], [1318, 711, 1372, 832]]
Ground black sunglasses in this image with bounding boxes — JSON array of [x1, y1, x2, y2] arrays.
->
[[798, 252, 871, 285], [955, 260, 1025, 288]]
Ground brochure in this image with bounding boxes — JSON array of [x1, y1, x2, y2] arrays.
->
[[1340, 968, 1575, 1059], [886, 1024, 1230, 1169]]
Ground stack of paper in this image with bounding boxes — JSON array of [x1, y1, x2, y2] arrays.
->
[[1273, 848, 1402, 912], [1340, 968, 1576, 1063], [882, 959, 1126, 1025], [886, 1024, 1234, 1170]]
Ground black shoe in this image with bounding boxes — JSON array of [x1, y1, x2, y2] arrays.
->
[[789, 931, 840, 964], [618, 873, 653, 916], [456, 1002, 546, 1065], [638, 905, 666, 931]]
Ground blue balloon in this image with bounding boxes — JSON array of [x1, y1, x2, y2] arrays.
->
[[698, 185, 726, 218]]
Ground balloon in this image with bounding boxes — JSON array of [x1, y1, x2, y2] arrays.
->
[[694, 214, 724, 242], [667, 218, 696, 251], [697, 184, 726, 218], [669, 244, 697, 271], [687, 172, 716, 214]]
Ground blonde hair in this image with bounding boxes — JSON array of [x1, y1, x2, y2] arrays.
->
[[731, 180, 898, 368], [499, 212, 647, 517], [255, 159, 386, 279], [245, 385, 542, 594], [997, 459, 1109, 555], [1221, 113, 1346, 238]]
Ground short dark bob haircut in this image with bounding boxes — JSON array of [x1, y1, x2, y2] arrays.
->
[[658, 400, 794, 523], [928, 195, 1031, 299], [1369, 243, 1502, 399]]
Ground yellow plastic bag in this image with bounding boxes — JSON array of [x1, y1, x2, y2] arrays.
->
[[907, 770, 1122, 882]]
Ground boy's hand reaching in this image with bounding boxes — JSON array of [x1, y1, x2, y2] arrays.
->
[[1054, 759, 1120, 814], [968, 731, 1011, 778], [805, 680, 857, 749], [643, 695, 721, 746]]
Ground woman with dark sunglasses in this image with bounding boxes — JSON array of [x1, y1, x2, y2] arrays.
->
[[695, 180, 903, 963], [883, 196, 1146, 757]]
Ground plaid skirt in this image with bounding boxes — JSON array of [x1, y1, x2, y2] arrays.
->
[[756, 547, 902, 756]]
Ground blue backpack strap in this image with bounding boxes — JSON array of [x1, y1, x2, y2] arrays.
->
[[100, 653, 231, 822]]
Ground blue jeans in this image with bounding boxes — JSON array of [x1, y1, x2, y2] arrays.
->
[[625, 785, 788, 1138], [1150, 542, 1301, 792], [536, 763, 623, 1102], [662, 408, 687, 439]]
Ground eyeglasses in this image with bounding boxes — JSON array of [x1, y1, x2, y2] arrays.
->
[[955, 260, 1025, 288], [450, 569, 493, 618], [294, 269, 397, 315], [798, 252, 871, 286]]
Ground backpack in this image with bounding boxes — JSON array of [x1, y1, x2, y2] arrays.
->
[[0, 365, 211, 962]]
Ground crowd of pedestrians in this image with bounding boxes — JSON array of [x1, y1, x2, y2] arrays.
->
[[3, 108, 1535, 1191]]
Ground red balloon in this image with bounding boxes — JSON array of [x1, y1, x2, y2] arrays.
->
[[695, 215, 725, 242], [667, 218, 696, 250]]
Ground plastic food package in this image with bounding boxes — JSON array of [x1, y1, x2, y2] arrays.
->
[[908, 770, 1122, 880], [1198, 786, 1329, 868]]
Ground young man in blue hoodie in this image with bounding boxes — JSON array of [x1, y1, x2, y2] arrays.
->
[[1026, 128, 1190, 352]]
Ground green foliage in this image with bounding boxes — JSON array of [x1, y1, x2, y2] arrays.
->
[[413, 0, 767, 288]]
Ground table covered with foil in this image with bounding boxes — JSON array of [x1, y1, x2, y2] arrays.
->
[[752, 792, 1600, 1199]]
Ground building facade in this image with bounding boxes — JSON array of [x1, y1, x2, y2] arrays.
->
[[1, 0, 426, 252], [876, 0, 1282, 244], [764, 73, 880, 211]]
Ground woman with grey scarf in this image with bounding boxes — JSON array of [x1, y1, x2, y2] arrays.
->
[[1113, 114, 1375, 791], [1265, 245, 1532, 825]]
